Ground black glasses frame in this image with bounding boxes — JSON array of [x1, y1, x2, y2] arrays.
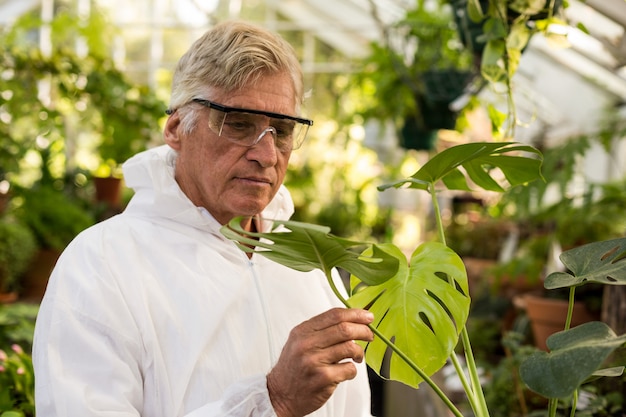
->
[[187, 98, 314, 127]]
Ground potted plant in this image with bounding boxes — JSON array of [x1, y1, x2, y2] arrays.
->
[[492, 133, 626, 349], [222, 141, 626, 417], [0, 9, 164, 213], [0, 218, 37, 302], [12, 185, 95, 302], [353, 2, 476, 151], [86, 57, 164, 209]]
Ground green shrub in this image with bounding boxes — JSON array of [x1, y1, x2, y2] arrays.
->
[[0, 303, 38, 417], [14, 186, 95, 251], [0, 220, 37, 294], [0, 344, 35, 417]]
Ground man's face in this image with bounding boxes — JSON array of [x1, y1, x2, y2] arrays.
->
[[164, 72, 297, 226]]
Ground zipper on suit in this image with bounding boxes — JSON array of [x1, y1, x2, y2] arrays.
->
[[248, 258, 277, 364]]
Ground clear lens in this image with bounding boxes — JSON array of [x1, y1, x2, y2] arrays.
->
[[207, 107, 308, 151]]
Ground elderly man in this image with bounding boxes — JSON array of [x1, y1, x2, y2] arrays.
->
[[33, 20, 375, 417]]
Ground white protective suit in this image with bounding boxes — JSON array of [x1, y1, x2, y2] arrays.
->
[[33, 145, 373, 417]]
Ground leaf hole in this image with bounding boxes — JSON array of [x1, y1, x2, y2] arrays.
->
[[434, 271, 449, 282], [363, 289, 386, 310], [611, 250, 626, 264], [434, 271, 467, 297], [419, 311, 434, 334], [601, 245, 619, 261], [606, 275, 618, 282], [427, 289, 457, 330], [454, 280, 467, 297]]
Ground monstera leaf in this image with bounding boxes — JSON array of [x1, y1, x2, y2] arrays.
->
[[520, 321, 626, 399], [521, 238, 626, 399], [349, 242, 470, 388], [378, 142, 542, 193], [221, 220, 470, 390], [544, 237, 626, 290], [221, 218, 399, 286]]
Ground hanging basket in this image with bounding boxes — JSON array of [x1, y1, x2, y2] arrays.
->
[[399, 116, 439, 151], [422, 69, 475, 103]]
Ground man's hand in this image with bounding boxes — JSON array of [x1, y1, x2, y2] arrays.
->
[[266, 308, 374, 417]]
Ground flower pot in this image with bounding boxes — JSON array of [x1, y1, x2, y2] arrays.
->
[[93, 176, 123, 208], [0, 291, 18, 304], [522, 294, 598, 351], [19, 249, 61, 303]]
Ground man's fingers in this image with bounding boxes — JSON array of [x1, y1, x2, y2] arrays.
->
[[307, 308, 374, 331], [266, 308, 374, 417], [297, 308, 374, 348], [324, 340, 365, 364]]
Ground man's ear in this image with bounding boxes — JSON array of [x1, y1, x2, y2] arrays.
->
[[164, 112, 182, 151]]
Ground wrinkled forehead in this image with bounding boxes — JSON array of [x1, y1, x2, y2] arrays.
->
[[204, 72, 299, 113]]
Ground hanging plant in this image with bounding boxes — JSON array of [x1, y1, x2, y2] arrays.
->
[[451, 0, 568, 133], [354, 1, 477, 150]]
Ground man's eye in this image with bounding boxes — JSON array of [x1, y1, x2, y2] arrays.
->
[[224, 114, 256, 134], [272, 121, 295, 138], [226, 121, 254, 131]]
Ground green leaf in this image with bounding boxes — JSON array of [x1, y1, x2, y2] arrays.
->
[[488, 104, 508, 135], [544, 237, 626, 289], [220, 218, 399, 286], [506, 48, 522, 79], [506, 20, 532, 51], [378, 142, 543, 193], [348, 242, 470, 388], [576, 22, 589, 34], [520, 321, 626, 398], [591, 366, 624, 379], [1, 412, 25, 417], [467, 0, 486, 22], [481, 17, 508, 42], [508, 0, 548, 15], [481, 39, 507, 84]]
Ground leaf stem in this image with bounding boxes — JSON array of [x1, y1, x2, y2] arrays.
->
[[429, 183, 447, 246], [565, 286, 576, 330], [429, 183, 490, 417], [548, 398, 558, 417], [569, 390, 578, 417], [449, 352, 475, 408], [460, 327, 490, 417], [545, 287, 579, 417]]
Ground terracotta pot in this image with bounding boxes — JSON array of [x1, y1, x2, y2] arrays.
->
[[19, 249, 61, 303], [0, 291, 18, 304], [523, 295, 597, 351], [93, 176, 123, 208]]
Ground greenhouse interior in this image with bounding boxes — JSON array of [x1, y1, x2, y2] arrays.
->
[[1, 0, 626, 416]]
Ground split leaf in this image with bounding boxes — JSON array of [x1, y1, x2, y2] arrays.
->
[[349, 242, 470, 388], [544, 237, 626, 290], [378, 142, 542, 193]]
